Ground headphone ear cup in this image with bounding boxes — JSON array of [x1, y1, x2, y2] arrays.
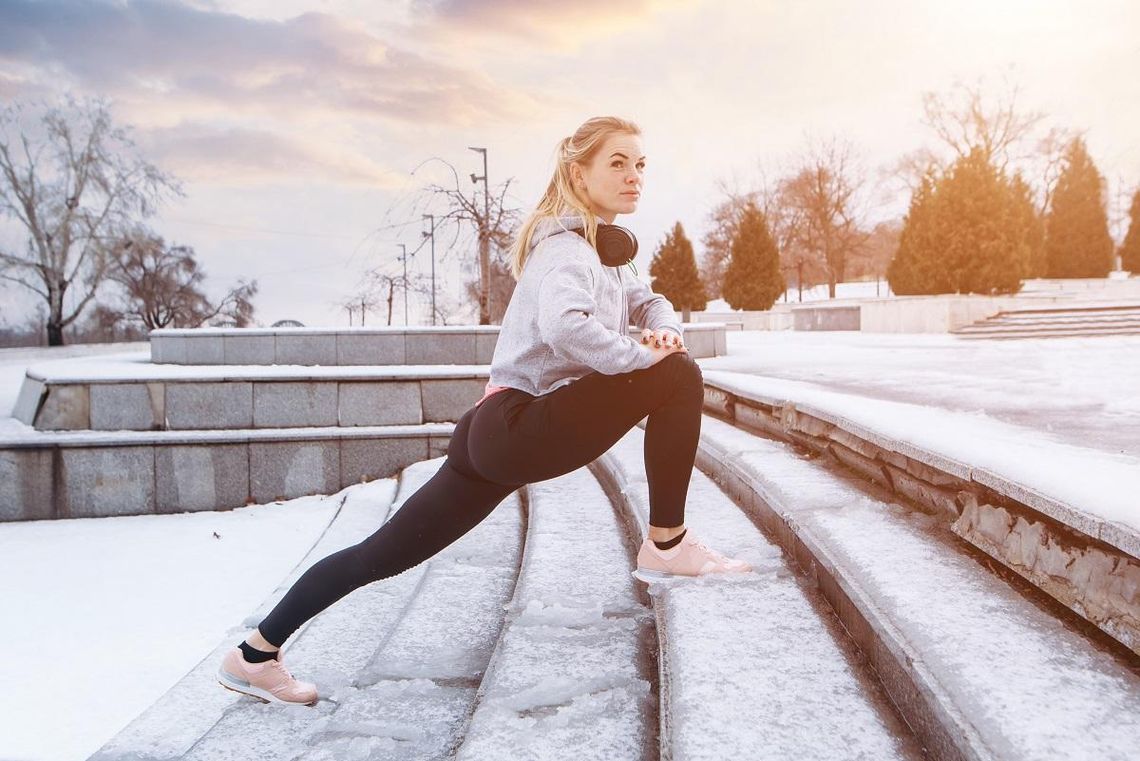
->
[[595, 224, 638, 267]]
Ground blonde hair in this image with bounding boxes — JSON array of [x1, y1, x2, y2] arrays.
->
[[509, 116, 641, 278]]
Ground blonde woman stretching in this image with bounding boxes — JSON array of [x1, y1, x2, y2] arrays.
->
[[217, 116, 750, 706]]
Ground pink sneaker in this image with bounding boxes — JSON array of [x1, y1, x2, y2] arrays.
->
[[633, 531, 751, 582], [217, 647, 318, 706]]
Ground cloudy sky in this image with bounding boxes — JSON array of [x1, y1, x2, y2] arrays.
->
[[1, 0, 1138, 328]]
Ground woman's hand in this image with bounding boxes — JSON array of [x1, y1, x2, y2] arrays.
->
[[641, 328, 687, 365]]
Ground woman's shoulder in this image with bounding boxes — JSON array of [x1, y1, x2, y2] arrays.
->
[[526, 231, 598, 277]]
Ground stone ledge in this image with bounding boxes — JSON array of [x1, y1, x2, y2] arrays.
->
[[0, 423, 455, 522], [702, 379, 1140, 657], [147, 324, 729, 366]]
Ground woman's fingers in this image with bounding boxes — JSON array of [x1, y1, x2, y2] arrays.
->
[[640, 329, 685, 350]]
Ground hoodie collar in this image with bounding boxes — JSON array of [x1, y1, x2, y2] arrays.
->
[[529, 213, 609, 253]]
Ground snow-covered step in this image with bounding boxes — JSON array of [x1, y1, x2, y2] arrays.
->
[[88, 472, 404, 761], [593, 429, 920, 761], [456, 467, 655, 760], [174, 458, 526, 761], [954, 324, 1140, 339], [15, 355, 488, 431], [697, 415, 1140, 761], [952, 304, 1140, 339]]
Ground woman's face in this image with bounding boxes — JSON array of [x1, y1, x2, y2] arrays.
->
[[572, 132, 645, 224]]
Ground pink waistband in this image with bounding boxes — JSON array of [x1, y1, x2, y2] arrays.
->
[[475, 383, 511, 407]]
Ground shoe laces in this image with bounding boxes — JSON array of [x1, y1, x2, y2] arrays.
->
[[692, 538, 728, 562], [267, 657, 295, 681]]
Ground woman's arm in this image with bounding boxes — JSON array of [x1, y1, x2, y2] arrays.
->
[[626, 275, 684, 338], [536, 263, 656, 375]]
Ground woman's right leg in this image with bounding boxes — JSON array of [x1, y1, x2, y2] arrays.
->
[[254, 407, 519, 649]]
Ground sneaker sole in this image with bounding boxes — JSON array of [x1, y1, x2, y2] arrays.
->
[[216, 666, 318, 707], [631, 568, 753, 584]]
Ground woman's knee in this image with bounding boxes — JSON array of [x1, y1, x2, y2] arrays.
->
[[660, 351, 704, 397]]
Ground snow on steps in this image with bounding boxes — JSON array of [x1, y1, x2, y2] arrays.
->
[[953, 304, 1140, 339], [592, 428, 921, 761], [455, 467, 655, 760], [89, 458, 525, 761], [696, 415, 1140, 761]]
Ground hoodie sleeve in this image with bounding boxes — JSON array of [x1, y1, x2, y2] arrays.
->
[[537, 260, 656, 375], [625, 274, 684, 338]]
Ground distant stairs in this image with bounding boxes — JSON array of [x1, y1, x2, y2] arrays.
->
[[952, 303, 1140, 339]]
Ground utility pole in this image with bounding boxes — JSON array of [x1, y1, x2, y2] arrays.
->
[[360, 295, 366, 326], [422, 214, 437, 326], [469, 146, 490, 324], [397, 243, 412, 326]]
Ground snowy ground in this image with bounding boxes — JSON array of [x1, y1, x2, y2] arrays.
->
[[700, 331, 1140, 459], [0, 487, 360, 761]]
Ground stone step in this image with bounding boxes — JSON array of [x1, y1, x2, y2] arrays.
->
[[593, 429, 922, 761], [148, 324, 728, 366], [456, 467, 656, 760], [697, 414, 1140, 761], [953, 324, 1140, 339], [700, 372, 1140, 655], [952, 303, 1140, 339], [15, 355, 487, 431], [92, 458, 527, 761], [88, 469, 407, 761], [1, 422, 453, 522]]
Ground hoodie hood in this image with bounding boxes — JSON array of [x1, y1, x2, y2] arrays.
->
[[528, 213, 606, 254]]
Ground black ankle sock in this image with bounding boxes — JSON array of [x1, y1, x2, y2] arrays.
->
[[653, 529, 686, 551], [238, 641, 279, 663]]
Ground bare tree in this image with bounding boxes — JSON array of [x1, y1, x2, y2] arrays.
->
[[920, 77, 1045, 174], [780, 137, 870, 298], [0, 96, 180, 344], [105, 228, 257, 329], [397, 157, 520, 324]]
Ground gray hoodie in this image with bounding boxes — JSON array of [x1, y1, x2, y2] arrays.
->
[[488, 214, 684, 396]]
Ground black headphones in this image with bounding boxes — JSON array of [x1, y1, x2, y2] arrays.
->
[[572, 224, 638, 271]]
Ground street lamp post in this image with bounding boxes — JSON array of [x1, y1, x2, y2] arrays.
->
[[468, 146, 490, 324], [422, 214, 437, 326], [397, 243, 412, 326]]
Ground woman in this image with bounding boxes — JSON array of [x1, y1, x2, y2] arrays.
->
[[217, 116, 750, 706]]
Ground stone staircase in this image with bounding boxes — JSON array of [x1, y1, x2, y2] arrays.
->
[[88, 409, 1140, 761], [0, 324, 729, 522], [952, 303, 1140, 339]]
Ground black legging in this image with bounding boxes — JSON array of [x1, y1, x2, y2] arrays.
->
[[258, 351, 703, 647]]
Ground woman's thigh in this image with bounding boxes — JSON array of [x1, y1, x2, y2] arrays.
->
[[469, 352, 702, 485]]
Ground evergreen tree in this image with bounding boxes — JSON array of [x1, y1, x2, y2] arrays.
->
[[1011, 173, 1046, 278], [1118, 190, 1140, 274], [887, 173, 946, 295], [722, 202, 784, 310], [887, 150, 1029, 295], [1044, 137, 1115, 277], [649, 221, 707, 315]]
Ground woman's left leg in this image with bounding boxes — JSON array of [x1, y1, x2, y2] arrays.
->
[[469, 351, 704, 531]]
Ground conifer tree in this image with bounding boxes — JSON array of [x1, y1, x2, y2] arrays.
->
[[1011, 173, 1046, 278], [888, 150, 1030, 295], [649, 222, 707, 316], [722, 202, 784, 310], [887, 174, 945, 295], [1044, 137, 1115, 278], [1118, 190, 1140, 274]]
